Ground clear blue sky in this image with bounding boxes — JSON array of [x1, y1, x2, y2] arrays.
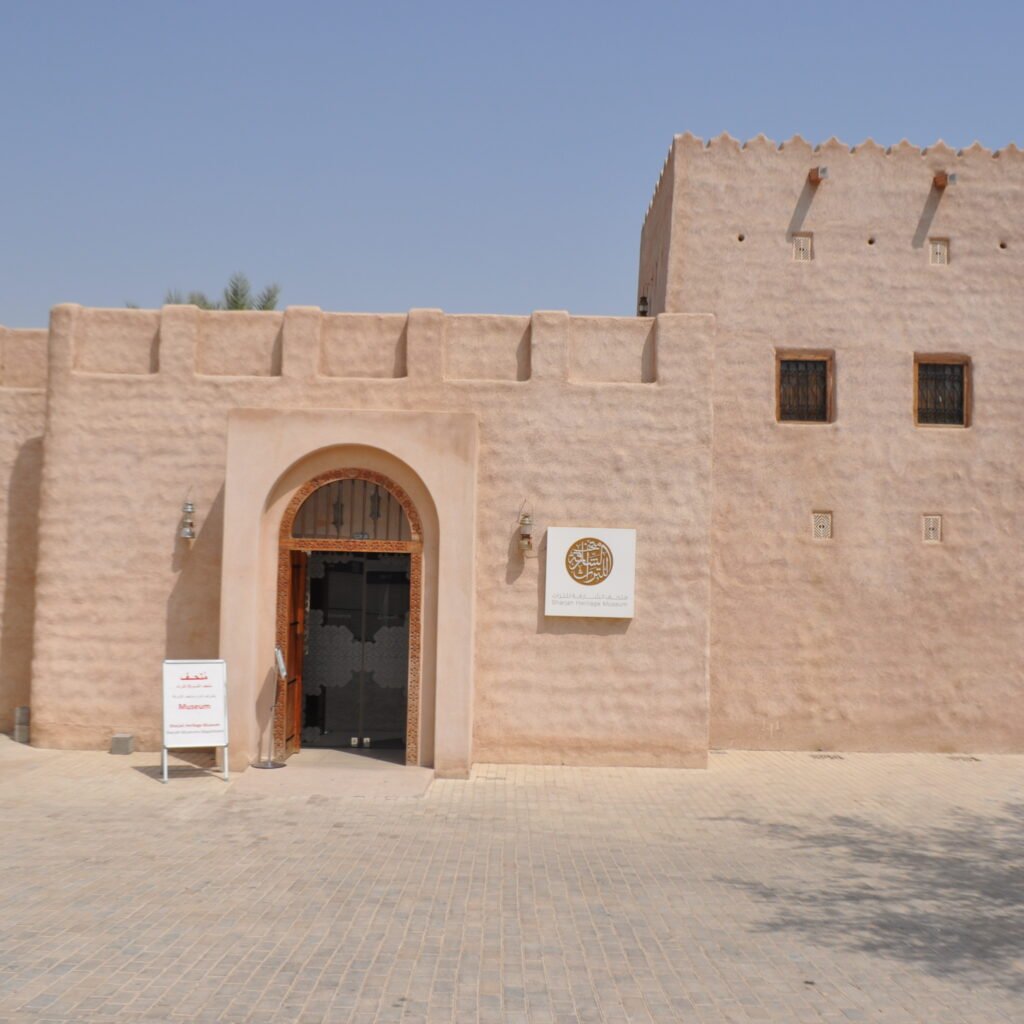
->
[[1, 1, 1020, 327]]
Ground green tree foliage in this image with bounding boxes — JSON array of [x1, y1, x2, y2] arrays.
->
[[165, 272, 280, 310], [128, 273, 280, 310]]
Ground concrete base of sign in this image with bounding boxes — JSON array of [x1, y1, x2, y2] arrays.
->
[[109, 733, 134, 755]]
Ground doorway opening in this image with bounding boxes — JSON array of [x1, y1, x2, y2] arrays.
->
[[302, 551, 410, 758], [274, 469, 424, 765]]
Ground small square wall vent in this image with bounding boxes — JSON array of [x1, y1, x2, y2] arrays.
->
[[923, 515, 942, 542], [793, 234, 813, 262], [929, 238, 949, 265], [812, 511, 833, 539]]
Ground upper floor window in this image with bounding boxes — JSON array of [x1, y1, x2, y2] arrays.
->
[[915, 356, 970, 427], [777, 351, 833, 422]]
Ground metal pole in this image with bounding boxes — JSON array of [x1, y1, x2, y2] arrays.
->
[[161, 747, 168, 784], [251, 649, 286, 769]]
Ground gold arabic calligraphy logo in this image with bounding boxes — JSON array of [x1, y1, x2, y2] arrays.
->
[[565, 537, 613, 586]]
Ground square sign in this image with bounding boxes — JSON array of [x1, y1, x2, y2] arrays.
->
[[544, 527, 636, 618], [162, 660, 228, 749]]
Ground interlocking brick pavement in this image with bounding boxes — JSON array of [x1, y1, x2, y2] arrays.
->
[[1, 737, 1022, 1023]]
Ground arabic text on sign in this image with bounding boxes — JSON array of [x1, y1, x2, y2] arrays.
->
[[565, 537, 614, 586]]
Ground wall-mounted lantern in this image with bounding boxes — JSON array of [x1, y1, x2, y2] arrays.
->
[[808, 166, 829, 186], [518, 512, 534, 552], [637, 296, 649, 318], [179, 501, 196, 541]]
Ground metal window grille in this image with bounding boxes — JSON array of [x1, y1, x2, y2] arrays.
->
[[812, 512, 833, 539], [292, 478, 411, 541], [929, 238, 949, 265], [917, 362, 965, 424], [922, 515, 942, 542], [779, 359, 829, 421], [793, 234, 813, 262]]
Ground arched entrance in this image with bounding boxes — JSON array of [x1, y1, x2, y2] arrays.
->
[[273, 469, 424, 765]]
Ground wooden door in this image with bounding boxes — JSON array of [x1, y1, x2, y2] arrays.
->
[[284, 550, 308, 755]]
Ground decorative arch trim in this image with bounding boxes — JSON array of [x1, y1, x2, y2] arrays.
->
[[279, 467, 424, 545]]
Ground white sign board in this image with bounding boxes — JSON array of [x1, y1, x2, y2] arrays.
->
[[544, 527, 636, 618], [162, 660, 228, 749]]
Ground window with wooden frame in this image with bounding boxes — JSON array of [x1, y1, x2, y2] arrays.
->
[[776, 351, 834, 423], [914, 355, 970, 427]]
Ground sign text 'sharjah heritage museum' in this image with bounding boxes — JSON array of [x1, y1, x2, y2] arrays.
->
[[1, 132, 1023, 776]]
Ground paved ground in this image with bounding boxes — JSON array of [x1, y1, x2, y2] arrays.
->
[[1, 738, 1022, 1023]]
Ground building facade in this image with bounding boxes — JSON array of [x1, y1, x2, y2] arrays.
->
[[1, 134, 1021, 774]]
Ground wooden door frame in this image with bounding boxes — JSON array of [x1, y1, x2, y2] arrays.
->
[[283, 549, 307, 754], [273, 468, 425, 766]]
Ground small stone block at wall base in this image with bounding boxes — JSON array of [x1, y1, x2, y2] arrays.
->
[[13, 706, 29, 744], [110, 733, 134, 755]]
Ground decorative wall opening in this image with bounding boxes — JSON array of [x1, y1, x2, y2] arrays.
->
[[274, 469, 424, 765], [812, 512, 833, 540], [922, 515, 943, 543], [929, 238, 950, 266]]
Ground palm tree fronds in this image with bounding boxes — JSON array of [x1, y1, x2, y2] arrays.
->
[[222, 273, 253, 310], [133, 276, 280, 310], [255, 283, 280, 311]]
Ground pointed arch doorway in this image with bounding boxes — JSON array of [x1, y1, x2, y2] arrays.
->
[[274, 469, 424, 766]]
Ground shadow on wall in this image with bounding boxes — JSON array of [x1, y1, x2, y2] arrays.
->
[[516, 330, 530, 382], [710, 802, 1024, 993], [504, 510, 529, 585], [165, 485, 225, 659], [912, 184, 944, 250], [786, 179, 817, 238], [641, 330, 656, 384], [0, 437, 43, 732]]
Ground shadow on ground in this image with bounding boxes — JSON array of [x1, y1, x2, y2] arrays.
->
[[709, 802, 1024, 992], [132, 749, 221, 784]]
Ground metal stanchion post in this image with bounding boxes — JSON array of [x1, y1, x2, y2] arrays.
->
[[250, 648, 287, 770]]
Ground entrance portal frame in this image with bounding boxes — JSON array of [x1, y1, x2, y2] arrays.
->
[[275, 468, 424, 765], [220, 407, 477, 778]]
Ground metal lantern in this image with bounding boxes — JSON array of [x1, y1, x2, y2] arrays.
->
[[179, 501, 196, 541], [518, 512, 534, 552]]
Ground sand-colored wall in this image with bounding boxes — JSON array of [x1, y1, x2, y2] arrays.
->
[[0, 328, 47, 734], [637, 143, 674, 316], [661, 134, 1024, 752], [28, 305, 714, 769]]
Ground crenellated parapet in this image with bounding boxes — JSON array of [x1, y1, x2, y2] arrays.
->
[[44, 305, 710, 387], [670, 130, 1020, 161]]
